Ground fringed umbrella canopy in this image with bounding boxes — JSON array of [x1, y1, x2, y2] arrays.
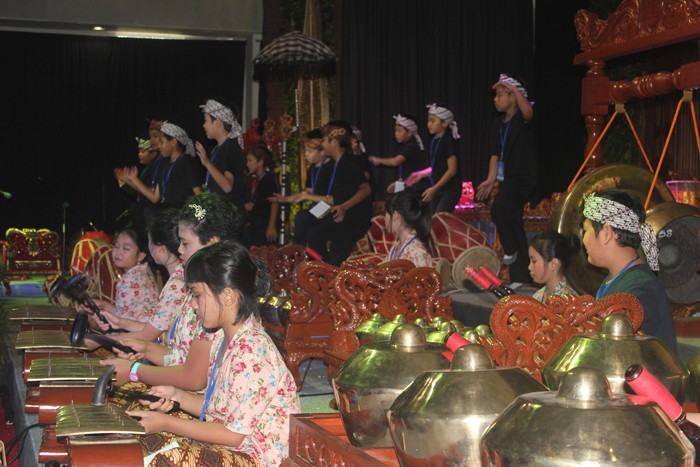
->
[[253, 30, 336, 81]]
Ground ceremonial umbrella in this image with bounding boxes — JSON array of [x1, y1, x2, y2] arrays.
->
[[253, 30, 336, 81]]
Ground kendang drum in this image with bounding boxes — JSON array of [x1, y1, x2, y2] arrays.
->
[[84, 245, 121, 305], [70, 231, 111, 274], [366, 214, 395, 255], [429, 212, 490, 264]]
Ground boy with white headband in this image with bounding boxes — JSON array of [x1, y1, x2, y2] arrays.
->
[[120, 121, 202, 210], [582, 190, 677, 351], [195, 99, 246, 210], [369, 113, 428, 194], [405, 103, 461, 213], [476, 73, 537, 283]]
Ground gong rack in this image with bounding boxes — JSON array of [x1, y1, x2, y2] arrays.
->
[[9, 304, 76, 322], [15, 329, 87, 350], [56, 403, 145, 437], [28, 356, 105, 382]]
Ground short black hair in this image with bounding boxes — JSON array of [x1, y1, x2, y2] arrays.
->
[[530, 229, 580, 269]]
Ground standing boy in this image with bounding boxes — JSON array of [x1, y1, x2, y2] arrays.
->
[[195, 99, 246, 211], [476, 74, 537, 283], [581, 190, 677, 352], [405, 104, 462, 213]]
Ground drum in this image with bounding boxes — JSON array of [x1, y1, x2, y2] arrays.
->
[[367, 215, 395, 255], [430, 257, 452, 290], [70, 231, 111, 274], [85, 245, 121, 305], [451, 246, 501, 292], [429, 212, 490, 264]]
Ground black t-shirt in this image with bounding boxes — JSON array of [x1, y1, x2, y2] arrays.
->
[[354, 152, 376, 198], [206, 138, 246, 208], [488, 110, 537, 191], [329, 152, 371, 223], [427, 132, 461, 192], [159, 155, 200, 209], [305, 158, 335, 197], [245, 171, 279, 229], [397, 137, 427, 179], [602, 263, 677, 352]]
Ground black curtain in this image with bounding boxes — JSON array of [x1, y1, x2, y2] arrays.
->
[[0, 31, 245, 238], [339, 0, 535, 200]]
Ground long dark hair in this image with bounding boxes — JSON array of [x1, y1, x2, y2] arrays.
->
[[147, 208, 180, 257], [385, 190, 431, 243], [530, 229, 580, 270], [185, 241, 271, 324]]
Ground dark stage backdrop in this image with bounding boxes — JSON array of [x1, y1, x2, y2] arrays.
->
[[338, 0, 587, 202], [0, 31, 245, 240]]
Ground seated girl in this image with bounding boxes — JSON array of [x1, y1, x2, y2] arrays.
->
[[101, 192, 244, 391], [88, 228, 158, 324], [528, 230, 580, 303], [97, 208, 186, 344], [384, 190, 432, 267], [127, 241, 300, 467]]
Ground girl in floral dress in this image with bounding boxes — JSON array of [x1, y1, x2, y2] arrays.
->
[[101, 192, 244, 391], [128, 241, 300, 467], [528, 230, 580, 303], [384, 190, 433, 267], [92, 228, 158, 322]]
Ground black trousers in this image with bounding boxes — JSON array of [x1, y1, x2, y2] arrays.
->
[[491, 181, 532, 283], [292, 209, 320, 246], [306, 215, 370, 266]]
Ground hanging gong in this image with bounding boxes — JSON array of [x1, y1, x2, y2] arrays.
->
[[551, 164, 675, 295], [645, 201, 700, 304]]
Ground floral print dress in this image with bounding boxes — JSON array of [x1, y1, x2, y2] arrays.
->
[[205, 316, 300, 466], [148, 264, 187, 333], [532, 276, 578, 303], [115, 262, 158, 321], [385, 234, 432, 267]]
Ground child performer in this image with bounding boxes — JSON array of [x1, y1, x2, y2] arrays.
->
[[120, 121, 202, 210], [270, 129, 334, 246], [581, 190, 677, 351], [128, 241, 300, 467], [306, 121, 372, 265], [476, 74, 537, 283], [405, 103, 462, 213], [96, 209, 188, 343], [384, 190, 432, 267], [528, 230, 579, 303], [89, 228, 158, 326], [351, 125, 376, 197], [369, 114, 427, 194], [195, 99, 247, 210], [242, 146, 279, 246], [101, 193, 244, 391]]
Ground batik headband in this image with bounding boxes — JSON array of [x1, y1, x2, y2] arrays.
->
[[200, 99, 243, 147], [161, 121, 195, 157], [393, 114, 424, 150], [496, 74, 536, 106], [583, 192, 659, 271], [352, 126, 366, 153], [327, 127, 347, 140], [426, 103, 461, 140]]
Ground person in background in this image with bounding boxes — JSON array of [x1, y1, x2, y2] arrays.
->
[[581, 190, 677, 352], [128, 242, 300, 467], [476, 74, 537, 283], [405, 103, 462, 213], [241, 146, 279, 247], [528, 229, 579, 303], [369, 113, 427, 195], [384, 190, 432, 267], [195, 99, 246, 211]]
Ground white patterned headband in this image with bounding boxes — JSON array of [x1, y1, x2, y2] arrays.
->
[[426, 103, 460, 140], [161, 121, 195, 157], [200, 99, 243, 147], [583, 192, 659, 271], [496, 74, 535, 106], [393, 114, 424, 150], [352, 126, 366, 153]]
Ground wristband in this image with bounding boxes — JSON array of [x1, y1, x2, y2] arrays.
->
[[129, 362, 142, 382]]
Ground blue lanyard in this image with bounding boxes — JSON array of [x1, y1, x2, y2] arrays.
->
[[199, 338, 227, 421], [310, 165, 322, 194], [429, 137, 443, 185], [205, 140, 226, 190], [499, 110, 518, 160], [168, 315, 180, 347], [327, 155, 342, 196], [595, 255, 639, 300], [390, 235, 417, 261], [161, 157, 181, 200]]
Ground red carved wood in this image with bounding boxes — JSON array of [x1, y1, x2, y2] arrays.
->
[[481, 292, 644, 381], [249, 244, 307, 293]]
